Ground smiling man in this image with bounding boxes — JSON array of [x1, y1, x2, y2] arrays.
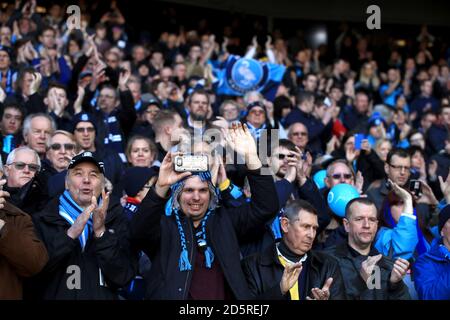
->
[[28, 152, 137, 299], [130, 124, 279, 300], [327, 197, 411, 300]]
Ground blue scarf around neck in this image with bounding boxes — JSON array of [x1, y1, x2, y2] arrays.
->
[[59, 190, 93, 250]]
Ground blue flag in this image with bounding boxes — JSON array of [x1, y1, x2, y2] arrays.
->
[[212, 55, 286, 101]]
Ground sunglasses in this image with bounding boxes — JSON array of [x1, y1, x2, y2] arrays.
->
[[330, 173, 353, 180], [75, 127, 95, 133], [277, 154, 293, 160], [9, 162, 40, 172], [50, 143, 76, 151]]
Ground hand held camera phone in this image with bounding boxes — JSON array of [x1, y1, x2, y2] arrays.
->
[[174, 154, 209, 172]]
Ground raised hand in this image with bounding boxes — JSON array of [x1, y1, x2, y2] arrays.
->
[[66, 201, 97, 240], [92, 190, 110, 237], [224, 123, 261, 170], [280, 262, 303, 295], [118, 68, 131, 91], [29, 71, 42, 96], [265, 35, 272, 49], [389, 179, 413, 214], [438, 173, 450, 203], [390, 258, 409, 283], [155, 152, 192, 198], [355, 171, 364, 194], [307, 277, 333, 300]]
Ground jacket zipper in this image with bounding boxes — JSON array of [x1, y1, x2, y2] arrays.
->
[[182, 219, 194, 299]]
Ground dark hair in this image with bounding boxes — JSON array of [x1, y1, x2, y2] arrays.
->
[[274, 139, 297, 153], [45, 81, 67, 96], [345, 197, 376, 219], [0, 103, 25, 119], [407, 145, 425, 159], [273, 95, 293, 123], [187, 89, 210, 106], [296, 91, 315, 106], [282, 199, 317, 221], [386, 148, 410, 165]]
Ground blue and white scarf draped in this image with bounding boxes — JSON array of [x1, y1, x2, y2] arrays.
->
[[59, 190, 94, 250], [165, 171, 219, 271], [246, 122, 267, 140]]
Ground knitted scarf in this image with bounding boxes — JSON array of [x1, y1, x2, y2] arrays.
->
[[165, 171, 219, 271], [59, 190, 93, 250]]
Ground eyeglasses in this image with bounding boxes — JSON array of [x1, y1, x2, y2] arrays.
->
[[330, 173, 353, 180], [276, 154, 291, 160], [75, 127, 95, 133], [291, 131, 308, 137], [50, 143, 76, 151], [388, 163, 410, 172], [249, 109, 265, 115], [8, 162, 40, 172]]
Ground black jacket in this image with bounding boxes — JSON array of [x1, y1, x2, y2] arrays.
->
[[241, 244, 346, 300], [27, 197, 138, 300], [130, 169, 279, 300], [326, 243, 411, 300]]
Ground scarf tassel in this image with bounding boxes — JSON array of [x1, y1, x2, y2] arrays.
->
[[204, 246, 214, 268], [179, 248, 192, 271]]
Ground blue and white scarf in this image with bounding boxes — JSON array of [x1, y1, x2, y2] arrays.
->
[[59, 190, 93, 250]]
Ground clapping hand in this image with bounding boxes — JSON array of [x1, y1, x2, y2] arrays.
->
[[224, 123, 262, 170], [390, 258, 409, 283], [280, 262, 303, 295], [307, 278, 333, 300]]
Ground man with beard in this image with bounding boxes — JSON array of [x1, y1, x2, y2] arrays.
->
[[327, 197, 411, 299], [185, 89, 213, 135]]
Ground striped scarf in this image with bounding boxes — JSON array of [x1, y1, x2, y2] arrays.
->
[[59, 190, 93, 250], [165, 171, 219, 271]]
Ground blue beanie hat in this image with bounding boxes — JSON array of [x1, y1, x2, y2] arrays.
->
[[166, 171, 219, 271]]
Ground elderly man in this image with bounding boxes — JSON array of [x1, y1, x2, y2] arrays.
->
[[130, 124, 279, 299], [42, 130, 77, 177], [22, 113, 56, 160], [242, 200, 345, 300], [28, 152, 137, 299], [3, 146, 48, 215], [327, 197, 411, 300], [287, 122, 309, 153]]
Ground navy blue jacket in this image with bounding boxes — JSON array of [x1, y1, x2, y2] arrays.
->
[[130, 169, 279, 300]]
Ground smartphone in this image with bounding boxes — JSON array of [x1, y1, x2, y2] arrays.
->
[[354, 134, 365, 150], [174, 154, 209, 172], [409, 180, 422, 197]]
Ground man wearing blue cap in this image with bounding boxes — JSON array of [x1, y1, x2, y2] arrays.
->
[[130, 123, 279, 299], [28, 151, 137, 299]]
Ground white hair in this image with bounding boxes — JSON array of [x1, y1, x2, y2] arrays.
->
[[6, 146, 41, 167], [22, 113, 56, 139]]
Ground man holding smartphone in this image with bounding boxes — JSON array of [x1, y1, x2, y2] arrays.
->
[[130, 124, 279, 299]]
